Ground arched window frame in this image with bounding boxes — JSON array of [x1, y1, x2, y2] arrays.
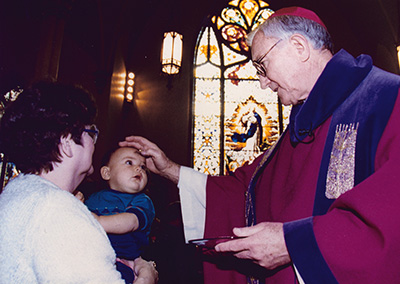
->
[[192, 0, 291, 175]]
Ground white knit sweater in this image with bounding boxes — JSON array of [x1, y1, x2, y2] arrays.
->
[[0, 174, 125, 283]]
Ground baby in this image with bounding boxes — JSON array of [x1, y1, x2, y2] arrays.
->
[[85, 147, 155, 284]]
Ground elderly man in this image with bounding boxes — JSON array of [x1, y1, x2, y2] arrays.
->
[[121, 7, 400, 284]]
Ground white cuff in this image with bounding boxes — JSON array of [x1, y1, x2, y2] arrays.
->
[[294, 264, 305, 284], [178, 166, 207, 242]]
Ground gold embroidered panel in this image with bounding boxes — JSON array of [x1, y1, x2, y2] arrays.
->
[[326, 123, 359, 199]]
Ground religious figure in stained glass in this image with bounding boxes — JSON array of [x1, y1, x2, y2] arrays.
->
[[225, 96, 276, 172], [193, 0, 291, 175]]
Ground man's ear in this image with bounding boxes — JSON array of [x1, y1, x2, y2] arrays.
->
[[100, 166, 111, 181], [289, 33, 310, 62], [59, 135, 73, 158]]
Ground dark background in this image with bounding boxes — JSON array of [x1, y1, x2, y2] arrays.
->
[[1, 0, 399, 282]]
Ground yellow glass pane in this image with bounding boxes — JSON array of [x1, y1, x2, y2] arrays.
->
[[216, 17, 225, 30], [259, 0, 269, 8], [222, 44, 247, 66], [224, 60, 258, 79], [252, 8, 274, 30], [232, 42, 241, 51], [193, 77, 221, 175], [194, 63, 221, 79], [195, 28, 211, 65], [229, 0, 240, 6], [209, 28, 221, 65], [193, 114, 221, 175], [239, 0, 259, 27], [221, 24, 248, 52], [221, 7, 247, 29]]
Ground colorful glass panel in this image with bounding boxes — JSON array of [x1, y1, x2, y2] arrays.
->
[[0, 154, 19, 190], [222, 44, 248, 66], [193, 0, 290, 175], [0, 88, 22, 192], [193, 78, 221, 175]]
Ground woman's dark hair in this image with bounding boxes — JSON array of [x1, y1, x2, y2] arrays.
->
[[0, 81, 97, 174]]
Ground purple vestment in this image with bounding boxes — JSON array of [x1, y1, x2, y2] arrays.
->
[[203, 50, 400, 283]]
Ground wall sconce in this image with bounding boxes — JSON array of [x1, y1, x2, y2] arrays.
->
[[397, 45, 400, 71], [161, 31, 183, 75], [125, 72, 135, 103]]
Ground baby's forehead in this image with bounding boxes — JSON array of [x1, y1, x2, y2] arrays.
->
[[112, 147, 144, 161]]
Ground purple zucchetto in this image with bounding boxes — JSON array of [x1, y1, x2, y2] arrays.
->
[[269, 7, 327, 30]]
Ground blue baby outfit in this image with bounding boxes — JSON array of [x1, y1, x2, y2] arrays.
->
[[85, 189, 155, 260]]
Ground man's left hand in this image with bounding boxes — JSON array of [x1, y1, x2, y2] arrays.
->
[[214, 222, 291, 270]]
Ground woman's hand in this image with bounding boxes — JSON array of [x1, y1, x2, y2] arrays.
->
[[132, 257, 158, 284], [73, 191, 85, 202]]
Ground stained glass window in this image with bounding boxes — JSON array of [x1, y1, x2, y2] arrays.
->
[[192, 0, 291, 175], [0, 88, 22, 191]]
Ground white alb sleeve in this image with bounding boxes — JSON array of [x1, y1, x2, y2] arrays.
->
[[294, 265, 306, 284], [178, 166, 207, 243]]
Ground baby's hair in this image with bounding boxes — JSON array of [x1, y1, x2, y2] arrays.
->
[[100, 145, 120, 167]]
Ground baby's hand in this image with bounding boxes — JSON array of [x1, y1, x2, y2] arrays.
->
[[74, 191, 85, 203]]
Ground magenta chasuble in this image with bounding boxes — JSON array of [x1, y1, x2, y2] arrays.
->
[[202, 50, 400, 283]]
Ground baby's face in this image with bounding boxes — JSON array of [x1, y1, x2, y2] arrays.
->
[[104, 147, 148, 194]]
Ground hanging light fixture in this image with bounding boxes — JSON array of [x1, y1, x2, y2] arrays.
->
[[161, 31, 183, 75]]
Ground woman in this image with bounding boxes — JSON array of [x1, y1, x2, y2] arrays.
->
[[0, 81, 157, 283]]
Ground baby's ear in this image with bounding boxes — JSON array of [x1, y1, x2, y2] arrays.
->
[[100, 166, 111, 181]]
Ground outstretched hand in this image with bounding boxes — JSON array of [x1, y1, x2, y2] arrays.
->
[[119, 136, 180, 184], [214, 222, 291, 270]]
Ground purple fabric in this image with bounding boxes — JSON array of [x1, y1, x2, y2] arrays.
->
[[204, 120, 330, 283], [202, 49, 400, 283]]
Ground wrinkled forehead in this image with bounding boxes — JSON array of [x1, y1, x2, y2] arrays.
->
[[251, 31, 279, 59]]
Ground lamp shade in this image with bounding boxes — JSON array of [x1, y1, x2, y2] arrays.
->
[[161, 31, 183, 75]]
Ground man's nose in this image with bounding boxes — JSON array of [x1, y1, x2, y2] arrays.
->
[[259, 75, 271, 90]]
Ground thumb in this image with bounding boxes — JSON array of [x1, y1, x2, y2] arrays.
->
[[233, 223, 265, 237]]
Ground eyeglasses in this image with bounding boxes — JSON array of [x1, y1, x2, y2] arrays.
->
[[252, 39, 282, 77], [83, 124, 99, 144]]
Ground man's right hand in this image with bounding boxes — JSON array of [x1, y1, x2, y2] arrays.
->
[[119, 136, 180, 184]]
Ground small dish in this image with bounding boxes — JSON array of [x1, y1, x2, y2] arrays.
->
[[189, 236, 239, 249]]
